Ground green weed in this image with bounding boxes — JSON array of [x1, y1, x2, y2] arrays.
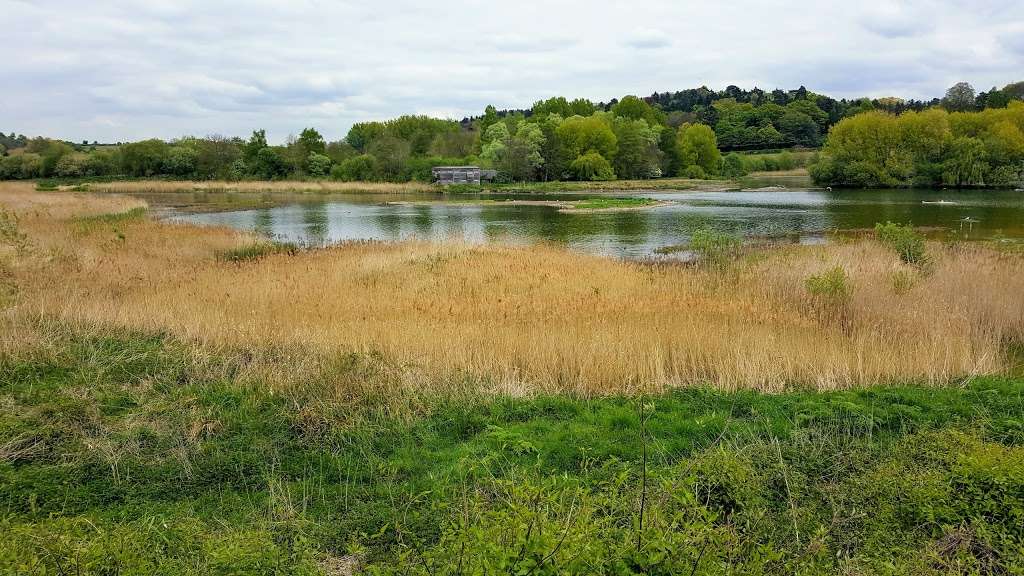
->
[[805, 266, 852, 302], [216, 241, 299, 263], [875, 221, 930, 267]]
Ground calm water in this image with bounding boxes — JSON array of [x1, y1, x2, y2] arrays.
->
[[153, 189, 1024, 259]]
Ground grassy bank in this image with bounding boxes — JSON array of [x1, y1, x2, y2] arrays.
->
[[36, 176, 743, 196], [1, 322, 1022, 574]]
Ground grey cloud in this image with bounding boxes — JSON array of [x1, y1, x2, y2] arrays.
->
[[624, 28, 671, 49], [1, 0, 1021, 143], [860, 7, 933, 38], [1000, 27, 1024, 55], [489, 34, 578, 53]]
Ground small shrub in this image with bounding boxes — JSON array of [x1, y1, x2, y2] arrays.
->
[[875, 221, 929, 266], [689, 227, 741, 268], [805, 266, 852, 302], [217, 241, 299, 263]]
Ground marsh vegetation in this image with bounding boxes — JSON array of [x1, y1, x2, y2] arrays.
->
[[1, 184, 1023, 574]]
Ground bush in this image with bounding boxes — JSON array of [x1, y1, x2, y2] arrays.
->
[[0, 154, 43, 179], [741, 155, 766, 172], [305, 152, 332, 177], [875, 221, 929, 266], [806, 266, 852, 302], [683, 164, 707, 179], [252, 147, 290, 180], [120, 139, 170, 177], [721, 153, 748, 177], [569, 151, 615, 181], [777, 151, 796, 170], [331, 154, 380, 182], [226, 159, 247, 181], [84, 150, 119, 177], [163, 146, 199, 177], [54, 153, 89, 178]]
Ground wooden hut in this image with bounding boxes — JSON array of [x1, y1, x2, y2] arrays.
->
[[432, 166, 482, 185]]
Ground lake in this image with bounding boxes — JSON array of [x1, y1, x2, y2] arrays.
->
[[151, 188, 1024, 259]]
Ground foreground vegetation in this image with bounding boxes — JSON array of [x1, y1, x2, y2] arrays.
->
[[2, 322, 1022, 574], [2, 185, 1023, 573]]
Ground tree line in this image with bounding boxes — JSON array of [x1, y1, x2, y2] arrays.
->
[[809, 101, 1024, 187], [2, 81, 1021, 184]]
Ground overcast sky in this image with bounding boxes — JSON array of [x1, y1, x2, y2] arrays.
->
[[2, 0, 1022, 143]]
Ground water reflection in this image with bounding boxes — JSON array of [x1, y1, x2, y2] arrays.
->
[[254, 208, 274, 238], [301, 203, 329, 245], [158, 189, 1024, 259]]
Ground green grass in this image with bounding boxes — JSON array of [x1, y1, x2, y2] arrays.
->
[[216, 241, 299, 263], [71, 207, 148, 227], [1, 325, 1022, 574], [70, 208, 148, 243], [569, 197, 658, 210]]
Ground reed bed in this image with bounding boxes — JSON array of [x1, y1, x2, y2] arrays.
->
[[3, 183, 1023, 398]]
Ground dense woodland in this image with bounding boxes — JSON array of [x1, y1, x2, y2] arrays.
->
[[810, 102, 1024, 187], [1, 81, 1022, 185]]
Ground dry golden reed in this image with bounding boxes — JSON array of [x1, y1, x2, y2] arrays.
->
[[3, 183, 1023, 397]]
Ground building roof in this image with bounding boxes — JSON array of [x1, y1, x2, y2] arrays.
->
[[432, 166, 481, 170]]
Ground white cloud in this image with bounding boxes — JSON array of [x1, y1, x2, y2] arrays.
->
[[624, 28, 672, 49], [860, 2, 934, 38], [1, 0, 1021, 143]]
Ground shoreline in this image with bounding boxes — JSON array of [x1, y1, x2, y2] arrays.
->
[[383, 198, 675, 213]]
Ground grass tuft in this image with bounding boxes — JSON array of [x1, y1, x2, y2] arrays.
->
[[217, 241, 300, 263]]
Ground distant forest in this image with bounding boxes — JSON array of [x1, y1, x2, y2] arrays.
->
[[2, 81, 1022, 185]]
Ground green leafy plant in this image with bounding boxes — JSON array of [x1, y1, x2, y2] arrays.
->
[[805, 266, 852, 302], [875, 221, 930, 266]]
